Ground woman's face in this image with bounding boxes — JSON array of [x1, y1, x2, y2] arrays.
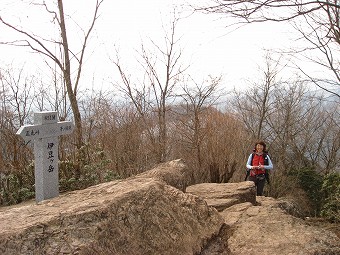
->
[[256, 143, 264, 153]]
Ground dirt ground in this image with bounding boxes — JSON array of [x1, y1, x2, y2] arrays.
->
[[305, 217, 340, 239]]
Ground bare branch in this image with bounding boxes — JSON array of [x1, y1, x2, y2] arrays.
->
[[74, 0, 104, 94], [0, 17, 63, 69], [196, 0, 340, 97]]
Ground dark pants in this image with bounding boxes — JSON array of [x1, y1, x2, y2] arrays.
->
[[249, 174, 266, 196]]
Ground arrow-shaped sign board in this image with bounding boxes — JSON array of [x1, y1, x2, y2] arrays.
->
[[16, 121, 74, 142]]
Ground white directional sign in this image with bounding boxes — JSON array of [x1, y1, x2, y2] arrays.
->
[[16, 121, 74, 142], [16, 111, 74, 203]]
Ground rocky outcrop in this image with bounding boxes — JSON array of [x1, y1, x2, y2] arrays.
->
[[0, 177, 223, 255], [186, 182, 256, 211], [188, 183, 340, 255], [224, 197, 340, 255], [0, 159, 339, 255], [134, 158, 190, 192]]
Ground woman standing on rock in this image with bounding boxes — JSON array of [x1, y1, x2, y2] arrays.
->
[[245, 141, 273, 196]]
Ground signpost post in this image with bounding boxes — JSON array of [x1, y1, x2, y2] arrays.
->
[[16, 111, 74, 202]]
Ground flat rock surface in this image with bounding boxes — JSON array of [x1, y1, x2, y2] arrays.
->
[[186, 181, 256, 211], [0, 177, 223, 255]]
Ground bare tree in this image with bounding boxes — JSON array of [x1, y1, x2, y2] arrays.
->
[[204, 109, 249, 183], [174, 75, 222, 172], [0, 65, 35, 127], [196, 0, 340, 98], [231, 54, 280, 140], [291, 98, 340, 174], [0, 66, 35, 204], [113, 14, 188, 163], [33, 61, 70, 120], [0, 0, 104, 161]]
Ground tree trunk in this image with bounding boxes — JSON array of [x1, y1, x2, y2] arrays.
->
[[58, 0, 83, 177], [58, 0, 83, 149]]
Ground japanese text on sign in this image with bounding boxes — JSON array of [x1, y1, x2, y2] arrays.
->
[[47, 142, 55, 173], [25, 129, 40, 137], [60, 125, 72, 132], [44, 114, 56, 121]]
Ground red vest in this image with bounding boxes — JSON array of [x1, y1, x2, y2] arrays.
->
[[251, 154, 266, 176]]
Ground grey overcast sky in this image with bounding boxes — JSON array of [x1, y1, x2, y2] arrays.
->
[[0, 0, 304, 91]]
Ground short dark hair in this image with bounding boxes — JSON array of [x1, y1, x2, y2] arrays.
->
[[254, 140, 267, 151]]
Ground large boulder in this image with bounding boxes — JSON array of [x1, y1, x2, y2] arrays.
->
[[221, 197, 340, 255], [186, 181, 256, 211], [0, 177, 223, 255], [187, 183, 340, 255], [134, 158, 189, 192]]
